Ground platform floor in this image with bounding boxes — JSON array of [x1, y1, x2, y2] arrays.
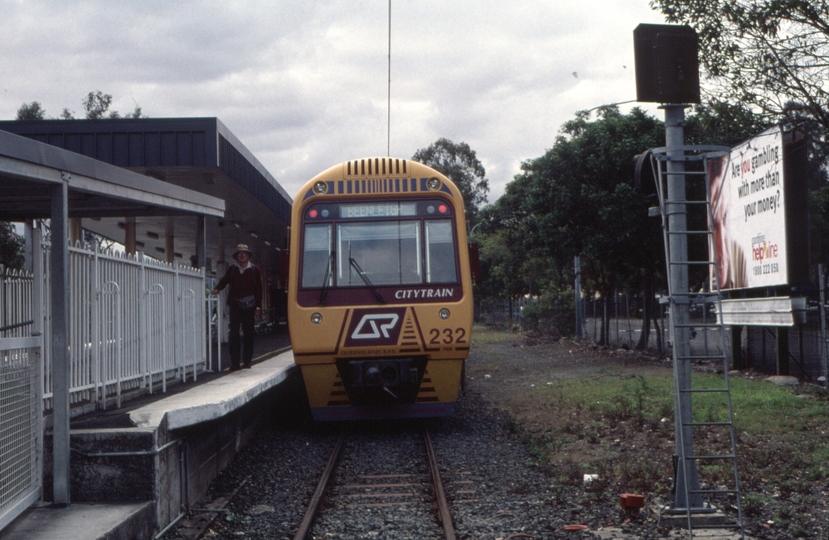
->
[[0, 332, 293, 540]]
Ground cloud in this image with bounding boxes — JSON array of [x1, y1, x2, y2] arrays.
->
[[0, 0, 667, 201]]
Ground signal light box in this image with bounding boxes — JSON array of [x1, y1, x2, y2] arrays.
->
[[634, 23, 701, 104]]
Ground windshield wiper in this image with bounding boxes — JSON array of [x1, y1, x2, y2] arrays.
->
[[349, 257, 386, 304], [319, 251, 335, 306]]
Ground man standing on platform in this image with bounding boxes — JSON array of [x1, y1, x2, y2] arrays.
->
[[212, 244, 262, 370]]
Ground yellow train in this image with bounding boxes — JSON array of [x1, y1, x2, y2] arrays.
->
[[288, 157, 476, 421]]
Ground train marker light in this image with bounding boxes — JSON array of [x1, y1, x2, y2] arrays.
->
[[438, 204, 448, 214], [439, 308, 450, 319], [426, 177, 441, 191], [313, 181, 328, 194], [308, 209, 319, 218], [311, 313, 322, 324]]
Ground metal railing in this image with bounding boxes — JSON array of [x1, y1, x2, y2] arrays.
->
[[36, 233, 209, 410], [0, 229, 210, 530], [0, 263, 43, 530]]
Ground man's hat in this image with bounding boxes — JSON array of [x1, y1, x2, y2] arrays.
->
[[232, 244, 252, 260]]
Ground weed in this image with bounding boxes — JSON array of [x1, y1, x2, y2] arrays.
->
[[467, 327, 829, 539], [633, 375, 647, 428], [605, 395, 634, 423], [557, 459, 584, 485], [225, 510, 249, 524], [561, 419, 583, 436], [741, 492, 767, 517], [502, 417, 520, 434]]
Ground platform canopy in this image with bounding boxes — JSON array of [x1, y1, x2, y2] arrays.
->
[[0, 128, 224, 223], [0, 126, 231, 507], [0, 118, 292, 276]]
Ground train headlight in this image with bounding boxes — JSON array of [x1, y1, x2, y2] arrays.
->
[[426, 177, 441, 191], [439, 308, 450, 320], [311, 313, 322, 324], [313, 181, 328, 194]]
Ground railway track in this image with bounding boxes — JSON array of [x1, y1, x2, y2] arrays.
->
[[294, 424, 460, 540]]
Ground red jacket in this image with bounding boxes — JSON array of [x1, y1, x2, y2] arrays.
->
[[215, 263, 262, 308]]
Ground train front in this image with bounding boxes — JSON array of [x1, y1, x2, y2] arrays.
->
[[288, 158, 474, 421]]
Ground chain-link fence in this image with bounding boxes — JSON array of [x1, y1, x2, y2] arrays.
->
[[476, 293, 576, 338], [477, 289, 829, 382], [582, 294, 669, 353], [476, 292, 670, 353], [744, 307, 824, 382]]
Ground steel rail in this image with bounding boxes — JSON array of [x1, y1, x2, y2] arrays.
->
[[424, 429, 456, 540], [293, 433, 345, 540]]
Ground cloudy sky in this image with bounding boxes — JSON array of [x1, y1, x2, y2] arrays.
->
[[1, 0, 668, 203]]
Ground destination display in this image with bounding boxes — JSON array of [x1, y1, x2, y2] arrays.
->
[[340, 202, 418, 219]]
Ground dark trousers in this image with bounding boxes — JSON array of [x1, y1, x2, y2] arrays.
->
[[228, 304, 256, 368]]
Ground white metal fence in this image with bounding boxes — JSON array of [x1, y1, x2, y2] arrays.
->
[[0, 265, 42, 530], [39, 235, 208, 410], [0, 229, 210, 531]]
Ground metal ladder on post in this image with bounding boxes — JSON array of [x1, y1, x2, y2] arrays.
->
[[650, 146, 745, 539]]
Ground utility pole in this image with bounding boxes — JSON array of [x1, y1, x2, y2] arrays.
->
[[574, 256, 583, 339], [663, 103, 702, 510], [633, 23, 703, 511]]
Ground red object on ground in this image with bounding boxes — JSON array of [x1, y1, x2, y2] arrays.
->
[[563, 524, 588, 531], [620, 493, 645, 518], [620, 493, 645, 508]]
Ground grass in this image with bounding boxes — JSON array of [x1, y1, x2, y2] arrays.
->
[[467, 325, 829, 536], [469, 324, 516, 345]]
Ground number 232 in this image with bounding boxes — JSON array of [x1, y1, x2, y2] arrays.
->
[[429, 328, 466, 345]]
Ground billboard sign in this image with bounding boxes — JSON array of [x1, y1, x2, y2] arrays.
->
[[708, 126, 787, 291]]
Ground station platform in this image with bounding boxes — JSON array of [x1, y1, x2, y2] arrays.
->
[[0, 333, 295, 540]]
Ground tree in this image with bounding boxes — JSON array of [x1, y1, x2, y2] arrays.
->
[[11, 92, 145, 120], [412, 138, 489, 225], [651, 0, 829, 135], [473, 104, 776, 343], [0, 222, 25, 271], [16, 102, 46, 120], [479, 107, 666, 344], [684, 101, 774, 148], [83, 90, 146, 119], [83, 91, 113, 119]]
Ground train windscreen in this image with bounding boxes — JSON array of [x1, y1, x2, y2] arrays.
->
[[300, 216, 458, 288]]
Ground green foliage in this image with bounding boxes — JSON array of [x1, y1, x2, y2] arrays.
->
[[519, 290, 576, 337], [83, 91, 112, 119], [473, 103, 780, 344], [11, 92, 145, 121], [474, 107, 666, 343], [684, 101, 773, 147], [546, 374, 674, 421], [726, 376, 829, 434], [0, 223, 25, 270], [474, 224, 550, 303], [651, 0, 829, 137], [470, 323, 515, 343], [16, 102, 46, 120], [412, 138, 489, 225], [83, 91, 137, 119]]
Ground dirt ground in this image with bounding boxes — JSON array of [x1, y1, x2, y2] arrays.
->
[[463, 326, 829, 539], [464, 329, 677, 490]]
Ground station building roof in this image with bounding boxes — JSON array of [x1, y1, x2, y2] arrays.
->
[[0, 128, 224, 220]]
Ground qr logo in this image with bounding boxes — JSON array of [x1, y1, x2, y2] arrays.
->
[[350, 314, 400, 340]]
